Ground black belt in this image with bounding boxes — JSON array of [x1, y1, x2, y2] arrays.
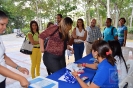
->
[[33, 46, 40, 48], [88, 41, 93, 44]]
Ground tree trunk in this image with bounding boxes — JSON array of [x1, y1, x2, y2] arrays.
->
[[130, 8, 133, 28], [107, 0, 111, 18], [114, 4, 119, 28]]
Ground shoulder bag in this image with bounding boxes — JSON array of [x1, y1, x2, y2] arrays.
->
[[20, 35, 33, 55]]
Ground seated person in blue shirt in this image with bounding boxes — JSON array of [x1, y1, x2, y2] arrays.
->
[[72, 40, 119, 88], [103, 18, 118, 42]]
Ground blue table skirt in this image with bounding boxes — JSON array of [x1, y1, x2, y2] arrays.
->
[[47, 54, 96, 88]]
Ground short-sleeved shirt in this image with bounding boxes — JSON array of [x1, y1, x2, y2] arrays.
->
[[103, 26, 118, 42], [0, 36, 6, 82], [27, 32, 40, 47], [117, 25, 127, 40], [86, 26, 102, 42], [92, 59, 119, 88], [39, 25, 68, 56]]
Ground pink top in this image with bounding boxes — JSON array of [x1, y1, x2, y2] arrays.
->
[[39, 25, 67, 56]]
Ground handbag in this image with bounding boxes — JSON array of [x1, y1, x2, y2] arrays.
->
[[20, 37, 33, 55], [44, 29, 58, 49]]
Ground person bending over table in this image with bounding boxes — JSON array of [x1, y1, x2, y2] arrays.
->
[[0, 11, 29, 88], [39, 17, 74, 74], [72, 40, 119, 88]]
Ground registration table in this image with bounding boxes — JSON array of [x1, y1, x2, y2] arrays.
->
[[46, 54, 96, 88]]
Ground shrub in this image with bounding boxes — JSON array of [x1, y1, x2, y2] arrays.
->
[[128, 27, 133, 34]]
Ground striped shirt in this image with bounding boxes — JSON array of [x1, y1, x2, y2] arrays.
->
[[86, 26, 102, 42]]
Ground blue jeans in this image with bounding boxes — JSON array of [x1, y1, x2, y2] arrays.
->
[[73, 42, 84, 61], [118, 39, 124, 46]]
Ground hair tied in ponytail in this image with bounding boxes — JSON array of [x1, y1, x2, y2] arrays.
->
[[106, 50, 112, 56]]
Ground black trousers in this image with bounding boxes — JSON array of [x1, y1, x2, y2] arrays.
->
[[0, 79, 6, 88], [43, 51, 66, 73]]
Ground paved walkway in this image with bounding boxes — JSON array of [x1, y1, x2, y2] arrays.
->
[[1, 33, 133, 88]]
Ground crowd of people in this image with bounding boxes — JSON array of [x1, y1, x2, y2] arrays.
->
[[0, 10, 129, 88]]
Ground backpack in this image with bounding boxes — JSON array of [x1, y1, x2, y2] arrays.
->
[[103, 27, 115, 38]]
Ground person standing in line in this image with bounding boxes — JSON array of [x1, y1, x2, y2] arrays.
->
[[56, 14, 63, 25], [0, 10, 29, 88], [44, 22, 54, 75], [27, 21, 41, 78], [72, 18, 87, 61], [47, 22, 54, 28], [117, 18, 127, 46], [103, 18, 118, 42], [85, 19, 102, 55], [39, 17, 74, 73]]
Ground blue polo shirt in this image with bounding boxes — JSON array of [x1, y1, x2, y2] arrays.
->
[[117, 25, 127, 40], [103, 26, 118, 42], [92, 59, 119, 88]]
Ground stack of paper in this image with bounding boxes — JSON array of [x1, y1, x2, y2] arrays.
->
[[66, 63, 84, 72], [28, 76, 58, 88]]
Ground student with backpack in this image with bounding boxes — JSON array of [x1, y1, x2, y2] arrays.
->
[[103, 18, 118, 42]]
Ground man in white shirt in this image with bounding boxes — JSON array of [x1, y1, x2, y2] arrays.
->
[[85, 19, 102, 55]]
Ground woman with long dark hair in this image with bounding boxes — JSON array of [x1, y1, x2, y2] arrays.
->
[[72, 40, 118, 88], [72, 18, 87, 61], [108, 40, 128, 82], [27, 21, 41, 78]]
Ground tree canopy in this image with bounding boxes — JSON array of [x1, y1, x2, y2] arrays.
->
[[0, 0, 133, 33]]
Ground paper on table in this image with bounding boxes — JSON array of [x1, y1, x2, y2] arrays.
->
[[28, 76, 58, 88], [58, 74, 67, 82], [58, 73, 80, 82], [67, 50, 72, 56], [66, 63, 84, 72]]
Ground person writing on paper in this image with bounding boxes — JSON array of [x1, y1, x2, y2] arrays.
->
[[72, 40, 119, 88], [0, 11, 29, 88], [27, 21, 41, 78]]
